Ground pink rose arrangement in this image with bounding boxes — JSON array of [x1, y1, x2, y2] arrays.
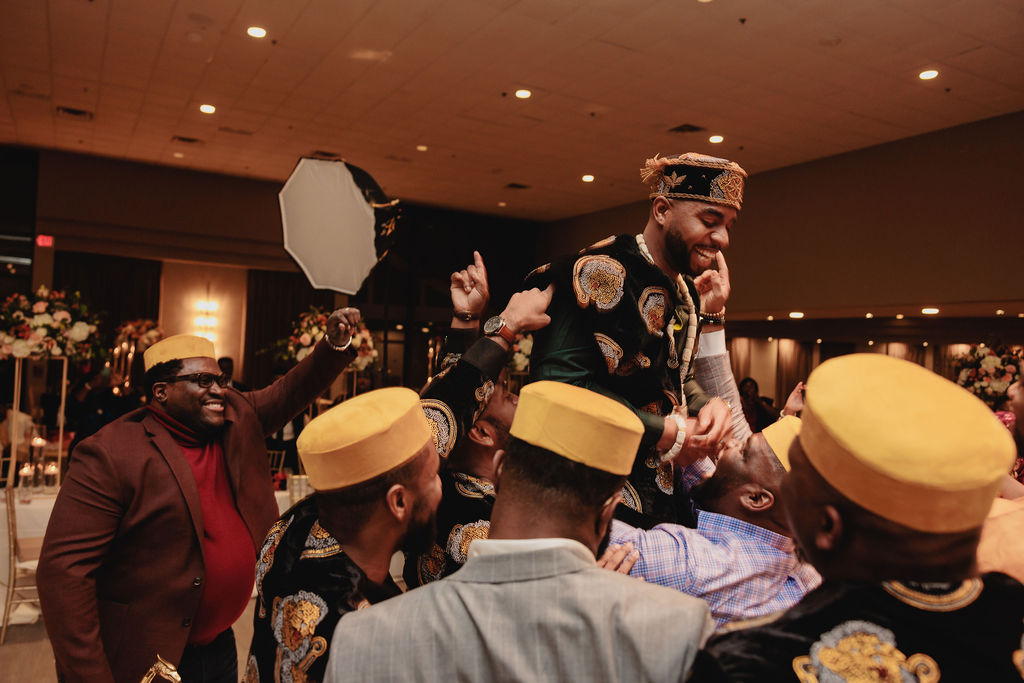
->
[[953, 344, 1023, 409], [275, 307, 377, 370], [0, 285, 100, 363]]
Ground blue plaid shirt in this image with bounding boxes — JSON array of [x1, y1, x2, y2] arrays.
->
[[610, 513, 821, 628]]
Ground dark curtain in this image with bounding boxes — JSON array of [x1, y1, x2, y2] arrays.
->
[[53, 251, 161, 342], [776, 339, 812, 406], [244, 269, 335, 390]]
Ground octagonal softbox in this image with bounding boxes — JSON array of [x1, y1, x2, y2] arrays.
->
[[279, 157, 399, 294]]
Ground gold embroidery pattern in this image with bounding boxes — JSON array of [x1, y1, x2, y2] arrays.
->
[[619, 481, 642, 513], [593, 333, 623, 374], [615, 352, 651, 377], [241, 655, 258, 683], [573, 255, 626, 312], [299, 522, 342, 560], [792, 620, 940, 683], [447, 520, 490, 563], [418, 542, 447, 585], [586, 235, 617, 251], [645, 456, 673, 495], [640, 401, 661, 415], [709, 168, 745, 208], [527, 262, 551, 277], [638, 286, 670, 337], [271, 592, 330, 683], [421, 399, 458, 458], [255, 516, 293, 618], [881, 578, 982, 612], [472, 380, 495, 425], [453, 472, 495, 499]]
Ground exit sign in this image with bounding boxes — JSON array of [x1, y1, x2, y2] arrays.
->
[[36, 234, 54, 247]]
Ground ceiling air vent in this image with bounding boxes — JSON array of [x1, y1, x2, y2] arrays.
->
[[667, 123, 705, 133], [504, 182, 530, 190], [218, 126, 254, 136], [56, 105, 94, 121], [311, 150, 341, 158], [171, 135, 204, 145], [10, 89, 49, 101], [384, 154, 412, 163]]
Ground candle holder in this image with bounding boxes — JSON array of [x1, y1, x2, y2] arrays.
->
[[17, 464, 33, 503], [44, 462, 59, 490]]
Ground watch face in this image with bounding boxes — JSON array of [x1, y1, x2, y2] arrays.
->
[[483, 316, 503, 335]]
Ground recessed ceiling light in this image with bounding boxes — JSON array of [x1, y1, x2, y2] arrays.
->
[[246, 26, 267, 38], [815, 338, 822, 344], [420, 326, 430, 334], [918, 69, 939, 80], [416, 144, 428, 152], [767, 336, 774, 342], [868, 340, 874, 346], [199, 104, 216, 114], [395, 324, 404, 330], [766, 315, 774, 321], [698, 0, 713, 3], [581, 174, 595, 183], [708, 135, 724, 144], [1019, 313, 1024, 318], [789, 312, 804, 319], [497, 201, 507, 207], [515, 89, 532, 99], [922, 341, 929, 347], [895, 313, 904, 320], [921, 307, 939, 315], [865, 312, 874, 319], [173, 152, 184, 159], [996, 309, 1005, 316]]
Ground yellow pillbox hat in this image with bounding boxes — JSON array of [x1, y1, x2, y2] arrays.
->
[[510, 381, 643, 475], [801, 354, 1015, 533], [762, 415, 801, 471], [297, 387, 433, 491], [143, 334, 215, 371]]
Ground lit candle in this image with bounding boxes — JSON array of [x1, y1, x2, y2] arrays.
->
[[44, 462, 58, 486]]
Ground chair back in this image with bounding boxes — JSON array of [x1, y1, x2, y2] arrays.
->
[[267, 449, 286, 475]]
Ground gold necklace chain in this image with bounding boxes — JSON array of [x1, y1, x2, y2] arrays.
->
[[635, 234, 697, 398]]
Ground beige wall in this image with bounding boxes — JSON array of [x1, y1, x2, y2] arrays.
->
[[35, 150, 295, 270], [538, 110, 1024, 315], [159, 262, 249, 377]]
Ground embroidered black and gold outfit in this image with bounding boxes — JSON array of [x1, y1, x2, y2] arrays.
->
[[244, 497, 401, 683], [404, 470, 495, 588], [526, 234, 710, 527], [408, 332, 508, 587], [692, 572, 1024, 682], [420, 333, 508, 460]]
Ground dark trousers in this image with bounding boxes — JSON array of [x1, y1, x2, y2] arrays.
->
[[177, 628, 238, 683]]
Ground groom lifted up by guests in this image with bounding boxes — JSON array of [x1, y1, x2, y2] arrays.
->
[[526, 152, 746, 527]]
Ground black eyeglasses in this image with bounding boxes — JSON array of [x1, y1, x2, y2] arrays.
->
[[162, 372, 229, 389]]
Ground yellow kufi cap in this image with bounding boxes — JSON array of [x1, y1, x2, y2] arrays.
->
[[801, 354, 1015, 533], [143, 334, 215, 371], [762, 415, 801, 471], [510, 381, 643, 475], [297, 387, 433, 491]]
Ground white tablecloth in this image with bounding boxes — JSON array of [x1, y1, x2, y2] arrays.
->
[[1, 491, 57, 625]]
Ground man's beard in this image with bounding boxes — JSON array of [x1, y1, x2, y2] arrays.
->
[[663, 229, 696, 277], [401, 507, 438, 556]]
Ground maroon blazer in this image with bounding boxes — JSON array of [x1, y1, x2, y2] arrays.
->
[[37, 340, 353, 683]]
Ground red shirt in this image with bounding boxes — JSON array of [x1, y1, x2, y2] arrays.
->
[[149, 408, 256, 645]]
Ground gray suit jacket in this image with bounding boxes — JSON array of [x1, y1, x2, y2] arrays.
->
[[325, 544, 713, 682]]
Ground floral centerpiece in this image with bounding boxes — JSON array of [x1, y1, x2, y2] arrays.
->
[[278, 307, 378, 371], [0, 285, 99, 363], [113, 318, 163, 352], [953, 344, 1022, 409], [509, 333, 534, 373]]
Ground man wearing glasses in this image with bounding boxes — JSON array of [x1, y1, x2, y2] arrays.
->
[[38, 309, 361, 683]]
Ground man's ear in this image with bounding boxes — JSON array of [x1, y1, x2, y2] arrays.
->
[[597, 492, 622, 537], [491, 449, 506, 493], [651, 196, 672, 227], [815, 504, 843, 551], [738, 483, 775, 513], [152, 383, 168, 404], [385, 483, 410, 524], [467, 421, 495, 448]]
